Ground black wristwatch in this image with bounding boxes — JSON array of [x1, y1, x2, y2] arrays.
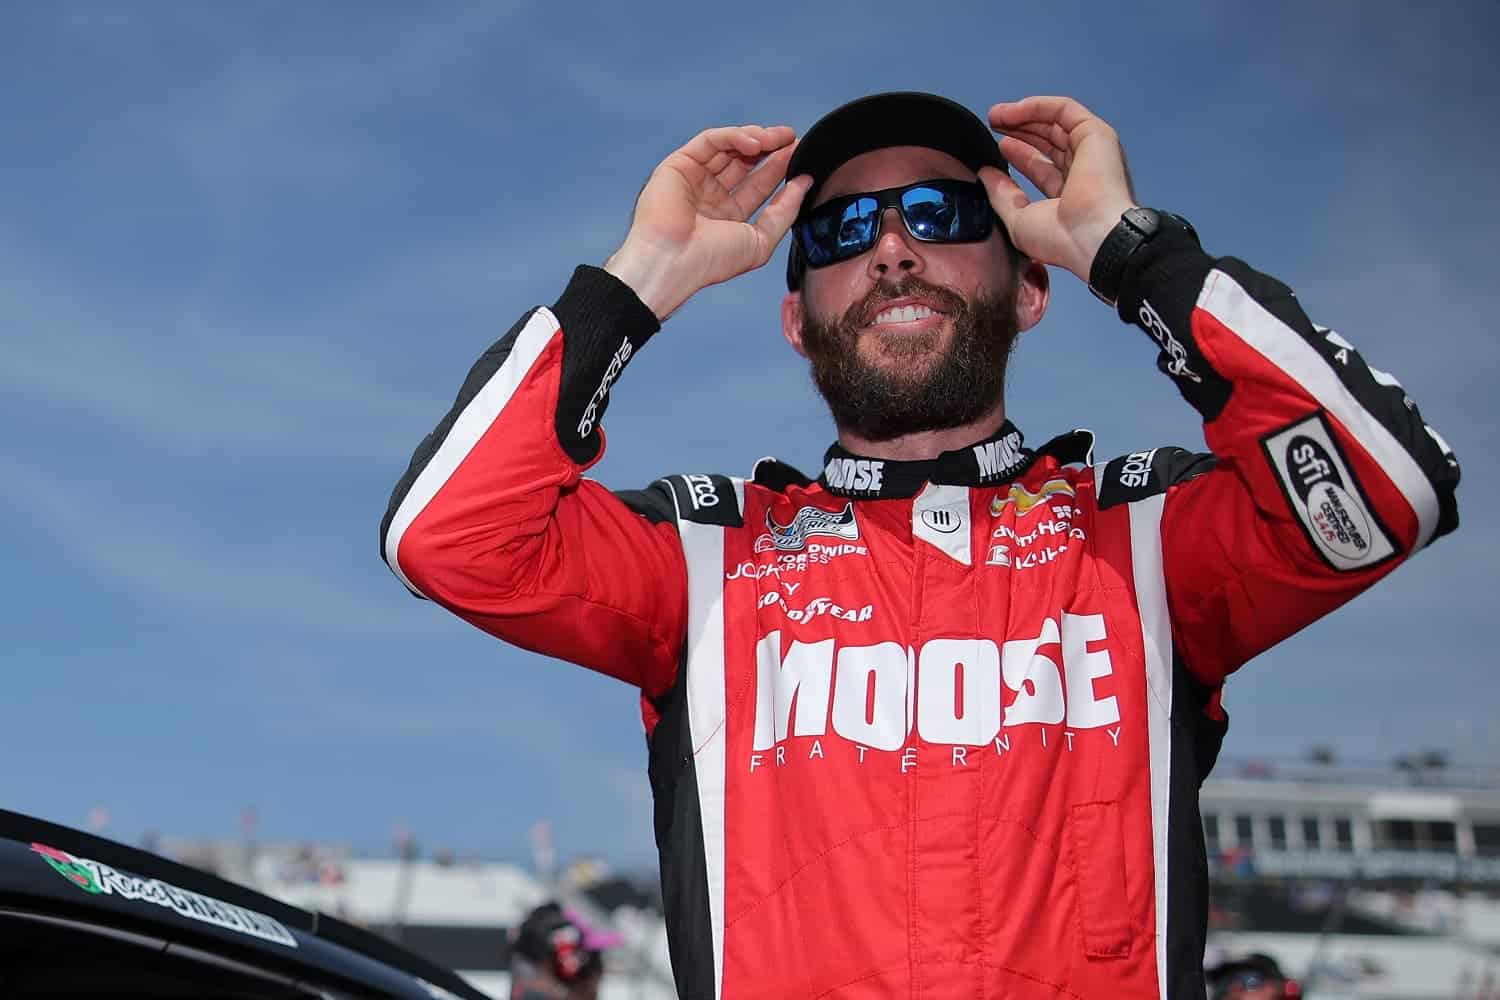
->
[[1087, 207, 1193, 308]]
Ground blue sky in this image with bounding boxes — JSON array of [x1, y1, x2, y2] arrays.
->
[[4, 2, 1497, 869]]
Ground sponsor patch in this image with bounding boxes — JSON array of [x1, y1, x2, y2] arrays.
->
[[726, 543, 867, 580], [666, 474, 741, 527], [1262, 414, 1397, 571], [972, 429, 1027, 481], [1116, 449, 1159, 489], [990, 477, 1076, 518], [913, 484, 971, 565], [920, 508, 963, 534], [823, 457, 885, 495], [31, 843, 298, 947], [756, 502, 860, 553], [757, 591, 874, 624]]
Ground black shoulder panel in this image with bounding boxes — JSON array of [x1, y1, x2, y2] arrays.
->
[[613, 480, 679, 526], [751, 457, 814, 493], [618, 474, 745, 528], [660, 474, 743, 527], [1035, 429, 1096, 468], [1096, 446, 1216, 510]]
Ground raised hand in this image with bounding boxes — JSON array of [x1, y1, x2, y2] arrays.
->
[[605, 125, 811, 321], [978, 96, 1139, 283]]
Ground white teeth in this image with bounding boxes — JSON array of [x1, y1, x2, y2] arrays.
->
[[873, 304, 936, 325]]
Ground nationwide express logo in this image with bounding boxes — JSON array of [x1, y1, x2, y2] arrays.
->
[[30, 843, 298, 947]]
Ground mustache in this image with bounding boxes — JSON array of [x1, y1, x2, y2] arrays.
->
[[843, 276, 969, 332]]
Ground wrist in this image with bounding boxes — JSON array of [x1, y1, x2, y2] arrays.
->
[[1087, 207, 1198, 309], [604, 240, 689, 322]]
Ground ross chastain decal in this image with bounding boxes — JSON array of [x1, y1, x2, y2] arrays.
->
[[30, 843, 298, 948]]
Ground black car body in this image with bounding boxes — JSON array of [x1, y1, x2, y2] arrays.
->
[[0, 809, 493, 998]]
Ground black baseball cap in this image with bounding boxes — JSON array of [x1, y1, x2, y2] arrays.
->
[[511, 902, 620, 981], [1207, 952, 1288, 987], [785, 91, 1009, 289]]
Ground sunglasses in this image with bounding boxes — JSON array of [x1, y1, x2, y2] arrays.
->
[[1214, 972, 1270, 997], [793, 178, 997, 269]]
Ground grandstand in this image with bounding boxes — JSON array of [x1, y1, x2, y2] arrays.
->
[[1203, 755, 1500, 998]]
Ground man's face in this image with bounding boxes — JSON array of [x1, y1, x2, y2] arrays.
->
[[790, 145, 1032, 442], [1216, 972, 1282, 1000]]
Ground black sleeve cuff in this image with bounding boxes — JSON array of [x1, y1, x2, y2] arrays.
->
[[1113, 227, 1232, 420], [1114, 228, 1211, 328], [550, 265, 663, 465]]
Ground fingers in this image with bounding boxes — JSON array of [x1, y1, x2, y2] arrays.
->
[[750, 173, 813, 259], [997, 136, 1064, 199], [978, 165, 1030, 227], [996, 121, 1071, 164], [717, 146, 774, 194], [680, 124, 796, 168], [730, 143, 796, 218], [988, 95, 1102, 134]]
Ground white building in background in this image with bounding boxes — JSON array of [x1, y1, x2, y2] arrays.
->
[[1201, 757, 1500, 999], [1202, 758, 1500, 884]]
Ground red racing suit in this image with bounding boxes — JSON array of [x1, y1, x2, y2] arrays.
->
[[380, 226, 1459, 999]]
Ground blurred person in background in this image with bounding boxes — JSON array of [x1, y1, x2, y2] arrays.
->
[[1207, 952, 1299, 1000], [383, 90, 1460, 998], [508, 901, 619, 1000]]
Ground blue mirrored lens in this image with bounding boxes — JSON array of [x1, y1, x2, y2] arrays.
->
[[902, 184, 991, 241], [901, 186, 960, 239], [836, 197, 879, 258], [801, 196, 878, 265]]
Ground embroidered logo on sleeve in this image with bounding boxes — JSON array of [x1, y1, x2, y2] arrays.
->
[[1262, 414, 1397, 571]]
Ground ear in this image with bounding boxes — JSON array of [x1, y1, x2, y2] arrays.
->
[[781, 291, 808, 358], [1014, 256, 1049, 333]]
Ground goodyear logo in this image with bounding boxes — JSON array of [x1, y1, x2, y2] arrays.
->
[[990, 478, 1075, 518]]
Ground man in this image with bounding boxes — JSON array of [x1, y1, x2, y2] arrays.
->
[[381, 93, 1459, 998], [1206, 953, 1298, 1000], [507, 901, 617, 1000]]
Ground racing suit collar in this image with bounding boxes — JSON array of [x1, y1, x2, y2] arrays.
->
[[819, 420, 1036, 499]]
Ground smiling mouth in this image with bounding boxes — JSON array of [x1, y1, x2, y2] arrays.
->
[[867, 303, 944, 328]]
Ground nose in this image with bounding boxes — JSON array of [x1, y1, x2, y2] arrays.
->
[[864, 206, 925, 281]]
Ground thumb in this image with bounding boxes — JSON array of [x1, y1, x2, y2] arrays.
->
[[752, 174, 813, 261], [978, 165, 1029, 235]]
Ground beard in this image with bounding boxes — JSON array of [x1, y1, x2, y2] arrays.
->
[[800, 273, 1020, 443]]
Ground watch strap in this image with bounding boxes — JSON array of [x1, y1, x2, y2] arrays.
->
[[1088, 207, 1161, 307]]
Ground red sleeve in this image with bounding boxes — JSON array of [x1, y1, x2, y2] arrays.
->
[[1111, 232, 1460, 684], [379, 266, 688, 697]]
